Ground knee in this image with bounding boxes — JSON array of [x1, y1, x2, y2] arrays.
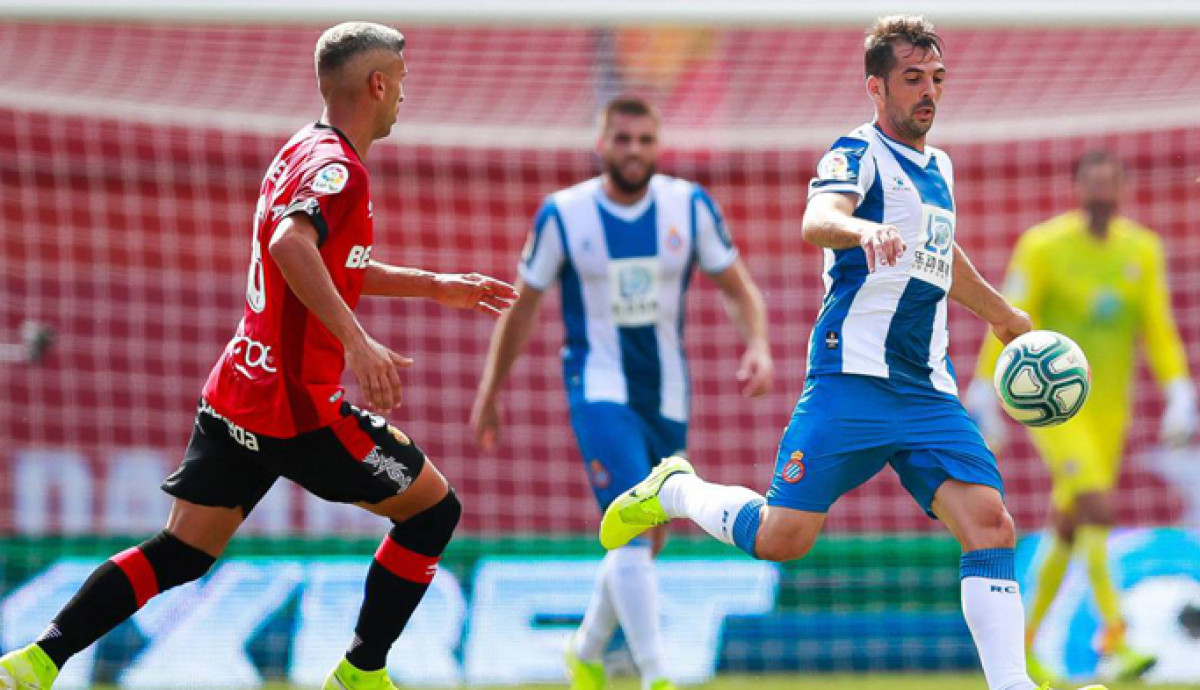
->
[[754, 525, 816, 563], [1053, 520, 1076, 545], [146, 530, 218, 590], [1076, 492, 1114, 526], [963, 501, 1016, 551], [391, 488, 462, 556]]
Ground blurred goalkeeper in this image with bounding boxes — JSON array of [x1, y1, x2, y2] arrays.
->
[[968, 150, 1198, 684], [470, 96, 772, 690], [0, 22, 516, 690]]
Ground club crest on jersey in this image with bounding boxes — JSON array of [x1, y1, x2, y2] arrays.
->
[[667, 225, 683, 251], [817, 151, 853, 182], [312, 163, 349, 194], [588, 459, 611, 489], [782, 451, 805, 484]]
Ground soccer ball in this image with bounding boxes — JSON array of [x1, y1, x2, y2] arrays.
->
[[993, 330, 1090, 427]]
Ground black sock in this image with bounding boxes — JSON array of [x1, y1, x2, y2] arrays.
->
[[346, 491, 461, 671], [36, 531, 215, 669]]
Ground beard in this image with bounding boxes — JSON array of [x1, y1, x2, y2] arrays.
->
[[605, 158, 656, 195], [1083, 200, 1118, 224], [886, 100, 935, 141]]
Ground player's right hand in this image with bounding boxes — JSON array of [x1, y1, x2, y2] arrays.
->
[[469, 396, 502, 451], [345, 335, 412, 412], [860, 224, 905, 272]]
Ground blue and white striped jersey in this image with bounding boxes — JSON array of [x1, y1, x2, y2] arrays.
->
[[520, 174, 738, 422], [806, 123, 959, 395]]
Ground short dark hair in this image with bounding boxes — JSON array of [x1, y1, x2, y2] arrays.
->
[[864, 15, 943, 79], [599, 95, 661, 134], [1074, 150, 1123, 179], [315, 22, 406, 77]]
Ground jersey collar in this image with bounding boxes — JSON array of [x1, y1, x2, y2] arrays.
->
[[872, 123, 932, 168], [313, 122, 362, 162], [592, 175, 656, 221]]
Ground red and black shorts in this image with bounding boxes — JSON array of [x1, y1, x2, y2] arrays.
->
[[162, 398, 426, 516]]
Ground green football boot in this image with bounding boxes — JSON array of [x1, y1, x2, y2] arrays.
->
[[599, 454, 694, 550], [563, 632, 605, 690], [322, 657, 399, 690], [0, 644, 58, 690]]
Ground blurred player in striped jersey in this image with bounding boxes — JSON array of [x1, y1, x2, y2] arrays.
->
[[471, 96, 773, 690], [0, 22, 516, 690], [599, 15, 1109, 690], [969, 151, 1198, 684]]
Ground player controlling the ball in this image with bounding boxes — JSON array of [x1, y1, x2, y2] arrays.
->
[[0, 22, 517, 690], [599, 15, 1106, 690]]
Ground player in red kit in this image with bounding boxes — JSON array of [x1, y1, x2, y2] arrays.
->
[[0, 22, 517, 690]]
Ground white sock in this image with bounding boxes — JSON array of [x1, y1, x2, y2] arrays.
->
[[605, 545, 668, 687], [962, 576, 1036, 690], [658, 473, 764, 549], [575, 551, 619, 662]]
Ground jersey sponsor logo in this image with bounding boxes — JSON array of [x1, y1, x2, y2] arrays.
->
[[989, 584, 1018, 594], [608, 257, 659, 327], [199, 398, 261, 452], [816, 150, 853, 182], [909, 204, 955, 291], [782, 451, 805, 484], [345, 245, 373, 269], [230, 335, 277, 375], [311, 163, 349, 194]]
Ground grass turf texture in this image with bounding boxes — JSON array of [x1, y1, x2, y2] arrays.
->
[[86, 675, 1200, 690]]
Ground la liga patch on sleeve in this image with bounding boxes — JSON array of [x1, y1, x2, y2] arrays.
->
[[311, 163, 349, 194], [816, 151, 853, 182]]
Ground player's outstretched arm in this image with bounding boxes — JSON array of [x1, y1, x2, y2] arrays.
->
[[709, 258, 773, 397], [948, 243, 1031, 345], [801, 192, 904, 271], [363, 262, 518, 316], [270, 215, 411, 412], [1139, 236, 1198, 445], [470, 279, 546, 451]]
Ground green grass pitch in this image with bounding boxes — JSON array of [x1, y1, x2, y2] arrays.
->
[[91, 673, 1199, 690]]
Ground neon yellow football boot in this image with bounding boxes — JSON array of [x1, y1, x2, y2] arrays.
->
[[323, 658, 399, 690], [599, 454, 694, 550], [1027, 652, 1060, 687], [648, 678, 677, 690], [1111, 645, 1156, 681], [564, 632, 605, 690], [0, 644, 58, 690]]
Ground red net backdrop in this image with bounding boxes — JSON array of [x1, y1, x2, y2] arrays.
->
[[3, 22, 1199, 535]]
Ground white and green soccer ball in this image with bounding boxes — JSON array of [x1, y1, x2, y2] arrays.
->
[[993, 330, 1091, 427]]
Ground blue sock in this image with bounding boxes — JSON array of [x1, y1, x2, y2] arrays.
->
[[960, 547, 1016, 581], [731, 499, 765, 558]]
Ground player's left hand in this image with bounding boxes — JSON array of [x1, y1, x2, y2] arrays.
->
[[990, 307, 1032, 345], [1161, 379, 1199, 447], [432, 273, 519, 316], [737, 342, 774, 397]]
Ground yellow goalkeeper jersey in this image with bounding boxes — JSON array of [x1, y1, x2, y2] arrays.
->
[[977, 211, 1189, 434]]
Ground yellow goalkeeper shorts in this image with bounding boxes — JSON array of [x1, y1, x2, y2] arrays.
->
[[1028, 411, 1126, 511]]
